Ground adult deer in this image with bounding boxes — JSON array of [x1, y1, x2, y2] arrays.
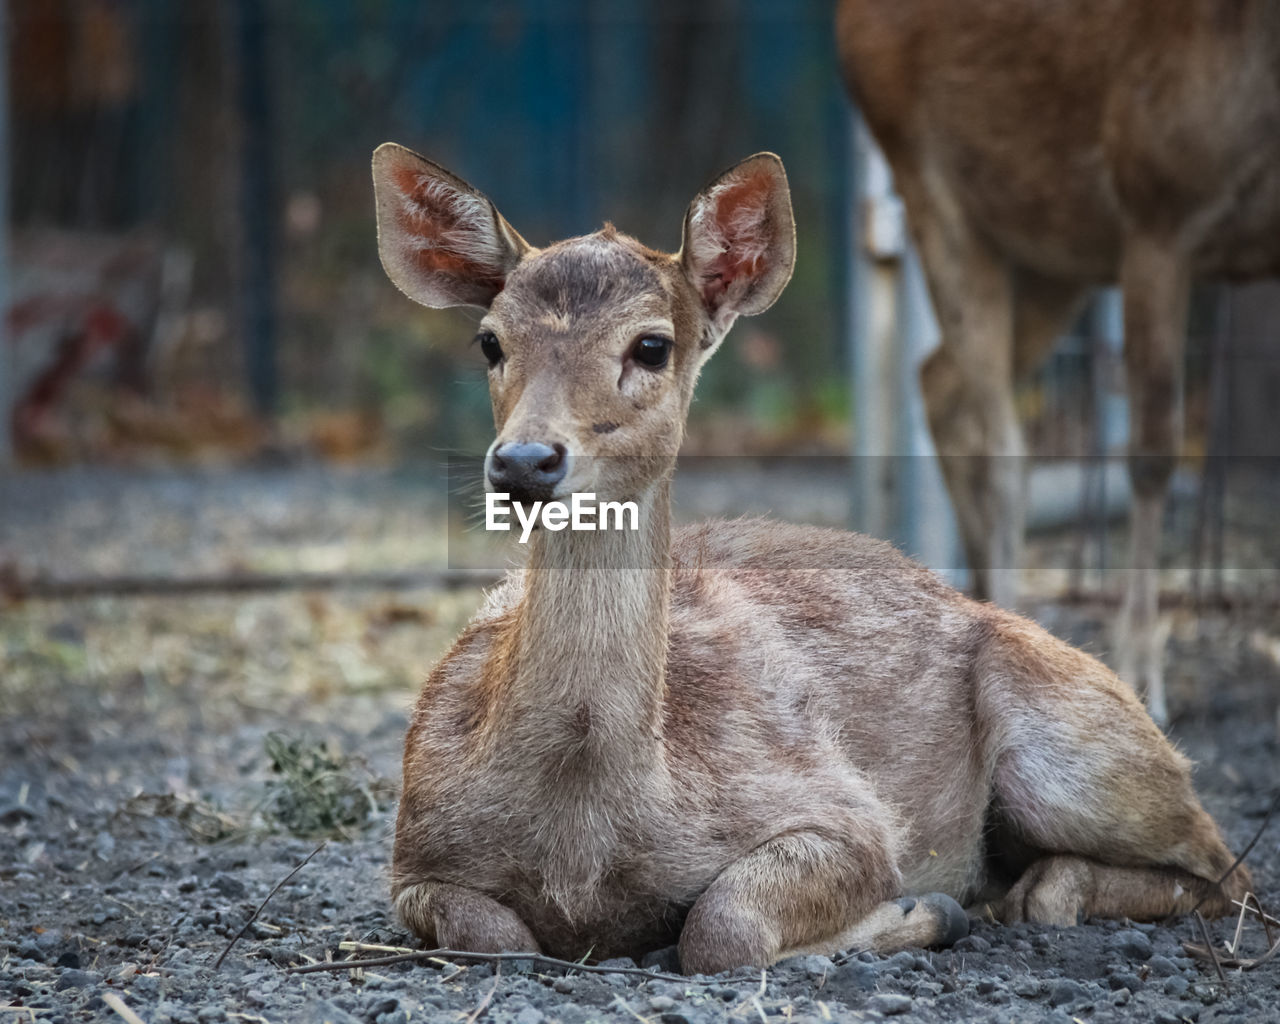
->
[[372, 145, 1248, 973], [836, 0, 1280, 725]]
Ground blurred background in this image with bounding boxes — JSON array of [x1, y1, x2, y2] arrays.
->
[[0, 0, 1277, 686]]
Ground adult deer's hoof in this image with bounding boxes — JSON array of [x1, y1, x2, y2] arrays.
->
[[914, 892, 970, 947]]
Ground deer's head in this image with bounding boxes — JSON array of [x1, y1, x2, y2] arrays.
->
[[372, 145, 795, 503]]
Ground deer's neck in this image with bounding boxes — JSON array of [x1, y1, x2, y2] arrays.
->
[[502, 478, 672, 759]]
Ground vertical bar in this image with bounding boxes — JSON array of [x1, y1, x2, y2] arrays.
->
[[233, 0, 278, 418], [0, 2, 11, 467]]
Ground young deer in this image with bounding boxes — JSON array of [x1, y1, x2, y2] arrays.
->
[[836, 0, 1280, 725], [372, 144, 1249, 974]]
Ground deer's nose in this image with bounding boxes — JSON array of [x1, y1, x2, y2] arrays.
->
[[487, 441, 568, 499]]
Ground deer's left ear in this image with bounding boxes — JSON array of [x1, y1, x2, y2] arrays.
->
[[680, 153, 796, 335]]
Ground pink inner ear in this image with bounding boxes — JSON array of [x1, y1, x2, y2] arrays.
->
[[391, 165, 504, 287], [700, 171, 773, 305]]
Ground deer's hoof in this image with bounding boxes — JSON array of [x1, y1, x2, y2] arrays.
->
[[916, 892, 970, 948]]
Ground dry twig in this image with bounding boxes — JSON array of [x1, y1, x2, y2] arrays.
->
[[214, 841, 326, 970], [101, 993, 147, 1024], [286, 947, 695, 984]]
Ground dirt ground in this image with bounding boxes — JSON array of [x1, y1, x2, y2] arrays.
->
[[2, 466, 1278, 1024]]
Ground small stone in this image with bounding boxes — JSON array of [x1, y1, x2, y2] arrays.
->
[[1147, 954, 1180, 977], [952, 934, 991, 953], [826, 961, 879, 997], [365, 997, 398, 1019], [867, 993, 913, 1016], [912, 981, 943, 998], [887, 950, 918, 973], [641, 946, 681, 974], [1012, 978, 1041, 999], [94, 831, 116, 862], [55, 969, 95, 990], [1047, 979, 1088, 1007], [196, 1008, 225, 1023], [659, 1015, 694, 1024], [211, 873, 246, 899], [1112, 988, 1131, 1006], [1109, 971, 1142, 992], [56, 950, 82, 969], [552, 976, 576, 994], [17, 943, 44, 962], [513, 1010, 544, 1024], [376, 1012, 408, 1024], [1192, 983, 1218, 1004], [975, 978, 999, 995], [648, 996, 676, 1012], [776, 954, 835, 979], [1011, 939, 1034, 953], [312, 1001, 361, 1024], [1112, 929, 1154, 961]]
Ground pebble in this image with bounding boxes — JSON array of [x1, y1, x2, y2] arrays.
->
[[55, 969, 97, 990], [640, 946, 681, 973], [1111, 929, 1154, 960], [1147, 954, 1181, 977], [867, 993, 913, 1016], [778, 954, 834, 979], [1111, 987, 1131, 1006], [514, 1010, 544, 1024], [648, 996, 677, 1012], [825, 961, 879, 997], [952, 934, 991, 953], [1108, 971, 1142, 992], [552, 976, 576, 994], [1012, 978, 1041, 999], [365, 997, 399, 1019], [1047, 979, 1089, 1007], [211, 873, 246, 899]]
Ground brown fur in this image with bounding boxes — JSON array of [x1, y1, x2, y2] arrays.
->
[[836, 0, 1280, 724], [372, 146, 1249, 973]]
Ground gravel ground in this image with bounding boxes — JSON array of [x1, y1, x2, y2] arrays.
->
[[2, 466, 1278, 1024]]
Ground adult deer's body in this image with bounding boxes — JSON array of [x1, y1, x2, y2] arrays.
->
[[373, 146, 1248, 973], [836, 0, 1280, 724]]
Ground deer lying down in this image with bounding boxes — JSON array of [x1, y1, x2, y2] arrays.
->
[[371, 145, 1249, 974]]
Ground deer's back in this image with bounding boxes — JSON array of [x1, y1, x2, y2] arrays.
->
[[837, 0, 1280, 280]]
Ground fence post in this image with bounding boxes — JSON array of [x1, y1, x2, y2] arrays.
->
[[0, 3, 11, 468]]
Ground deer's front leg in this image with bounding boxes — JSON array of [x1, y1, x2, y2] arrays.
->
[[678, 830, 967, 974], [394, 881, 541, 954]]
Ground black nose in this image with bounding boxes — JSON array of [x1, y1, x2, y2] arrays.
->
[[487, 441, 568, 499]]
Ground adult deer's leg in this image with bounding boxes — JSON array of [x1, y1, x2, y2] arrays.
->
[[902, 180, 1024, 607], [394, 881, 541, 953], [1116, 237, 1190, 725], [677, 828, 967, 974], [997, 857, 1242, 926], [977, 611, 1249, 926]]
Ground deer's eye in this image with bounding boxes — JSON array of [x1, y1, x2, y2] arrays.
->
[[633, 335, 672, 369], [476, 331, 504, 366]]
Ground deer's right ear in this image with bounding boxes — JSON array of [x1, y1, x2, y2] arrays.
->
[[372, 144, 530, 309]]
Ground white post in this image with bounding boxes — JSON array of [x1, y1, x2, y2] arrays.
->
[[849, 113, 962, 580]]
